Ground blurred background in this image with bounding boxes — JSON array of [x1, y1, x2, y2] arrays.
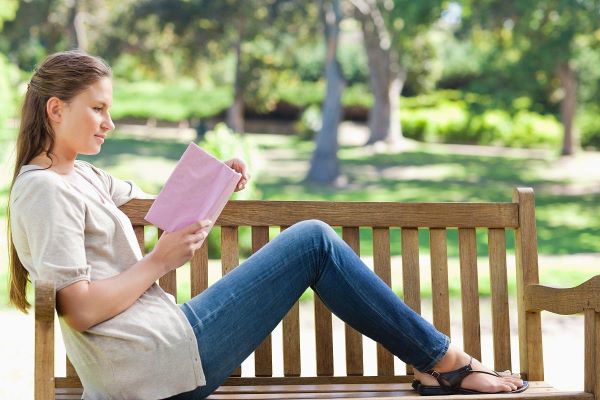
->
[[0, 0, 599, 398]]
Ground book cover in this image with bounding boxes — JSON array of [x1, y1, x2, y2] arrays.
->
[[144, 142, 242, 232]]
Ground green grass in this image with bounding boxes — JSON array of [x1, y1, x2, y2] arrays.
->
[[2, 129, 599, 308]]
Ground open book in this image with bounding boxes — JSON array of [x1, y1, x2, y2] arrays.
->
[[144, 142, 242, 232]]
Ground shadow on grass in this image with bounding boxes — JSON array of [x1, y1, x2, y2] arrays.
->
[[79, 136, 188, 167]]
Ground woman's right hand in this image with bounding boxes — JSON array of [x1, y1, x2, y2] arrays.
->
[[149, 219, 212, 273]]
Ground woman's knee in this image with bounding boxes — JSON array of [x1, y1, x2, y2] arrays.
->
[[292, 219, 335, 239]]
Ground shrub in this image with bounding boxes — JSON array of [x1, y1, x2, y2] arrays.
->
[[295, 105, 322, 140], [112, 80, 232, 121], [578, 105, 600, 150], [400, 92, 563, 148], [0, 54, 19, 131], [508, 111, 562, 148], [400, 99, 469, 143], [469, 109, 513, 145], [199, 123, 264, 258]]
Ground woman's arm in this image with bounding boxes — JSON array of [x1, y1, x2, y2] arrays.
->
[[57, 219, 211, 332]]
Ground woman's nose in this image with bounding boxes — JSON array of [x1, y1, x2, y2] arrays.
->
[[102, 114, 115, 131]]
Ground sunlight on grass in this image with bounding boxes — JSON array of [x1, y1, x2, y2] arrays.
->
[[1, 130, 599, 308]]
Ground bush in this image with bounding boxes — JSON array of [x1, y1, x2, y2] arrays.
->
[[0, 54, 19, 130], [112, 80, 232, 122], [400, 99, 469, 143], [508, 111, 562, 148], [469, 109, 513, 145], [578, 105, 600, 150], [295, 105, 322, 140], [400, 92, 563, 148], [199, 124, 264, 258]]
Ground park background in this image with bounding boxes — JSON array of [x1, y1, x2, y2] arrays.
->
[[0, 1, 599, 398]]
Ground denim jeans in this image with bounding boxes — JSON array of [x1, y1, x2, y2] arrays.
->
[[164, 220, 449, 399]]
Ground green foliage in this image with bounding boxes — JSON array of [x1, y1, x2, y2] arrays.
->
[[0, 0, 17, 29], [0, 54, 19, 130], [112, 80, 232, 121], [276, 80, 324, 108], [295, 105, 322, 140], [400, 90, 562, 148], [199, 123, 264, 257], [199, 123, 263, 202], [578, 105, 600, 149]]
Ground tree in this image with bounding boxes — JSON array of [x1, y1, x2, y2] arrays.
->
[[462, 0, 600, 155], [306, 0, 345, 184], [119, 0, 316, 133], [351, 0, 444, 147]]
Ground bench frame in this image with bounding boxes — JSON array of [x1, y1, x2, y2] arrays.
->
[[34, 187, 600, 399]]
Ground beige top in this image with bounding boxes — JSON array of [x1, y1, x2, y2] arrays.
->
[[10, 160, 205, 400]]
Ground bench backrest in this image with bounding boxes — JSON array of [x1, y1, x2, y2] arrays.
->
[[51, 187, 543, 389]]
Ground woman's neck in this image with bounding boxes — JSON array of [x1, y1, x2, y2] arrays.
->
[[29, 153, 76, 175]]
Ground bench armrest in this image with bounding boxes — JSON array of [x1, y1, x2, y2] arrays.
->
[[525, 274, 600, 314]]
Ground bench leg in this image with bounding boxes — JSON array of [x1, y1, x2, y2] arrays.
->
[[35, 281, 55, 400], [584, 309, 600, 396]]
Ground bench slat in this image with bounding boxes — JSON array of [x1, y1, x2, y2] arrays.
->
[[373, 228, 395, 376], [222, 226, 240, 275], [121, 200, 520, 228], [513, 188, 544, 381], [66, 357, 76, 378], [315, 296, 334, 376], [488, 228, 512, 373], [158, 228, 178, 299], [252, 226, 273, 377], [134, 225, 145, 255], [281, 226, 302, 377], [429, 228, 451, 337], [458, 228, 482, 360], [221, 226, 242, 377], [191, 240, 209, 296], [342, 227, 364, 376], [401, 228, 420, 375]]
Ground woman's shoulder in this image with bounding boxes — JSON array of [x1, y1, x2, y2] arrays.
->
[[11, 166, 78, 207], [75, 159, 108, 180]]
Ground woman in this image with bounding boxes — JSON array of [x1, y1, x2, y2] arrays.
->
[[8, 50, 527, 399]]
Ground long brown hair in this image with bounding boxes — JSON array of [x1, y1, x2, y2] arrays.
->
[[7, 50, 111, 313]]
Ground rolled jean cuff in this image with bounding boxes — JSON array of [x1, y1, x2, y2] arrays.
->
[[415, 334, 451, 372]]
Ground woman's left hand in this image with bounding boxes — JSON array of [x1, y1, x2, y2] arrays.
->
[[224, 158, 251, 192]]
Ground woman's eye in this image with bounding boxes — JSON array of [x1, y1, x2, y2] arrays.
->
[[93, 107, 103, 112]]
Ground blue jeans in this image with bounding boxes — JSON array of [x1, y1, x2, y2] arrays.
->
[[165, 220, 449, 399]]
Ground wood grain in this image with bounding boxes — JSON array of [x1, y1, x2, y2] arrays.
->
[[488, 228, 512, 372]]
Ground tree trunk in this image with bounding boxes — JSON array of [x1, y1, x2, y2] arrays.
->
[[306, 0, 345, 185], [557, 62, 578, 155], [65, 1, 78, 48], [226, 20, 245, 133], [355, 0, 405, 147]]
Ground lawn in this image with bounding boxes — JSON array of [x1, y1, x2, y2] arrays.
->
[[1, 128, 599, 308]]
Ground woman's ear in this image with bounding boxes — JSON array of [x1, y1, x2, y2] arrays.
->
[[46, 96, 64, 123]]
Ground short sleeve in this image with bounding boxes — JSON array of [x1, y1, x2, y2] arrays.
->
[[10, 174, 91, 290], [79, 161, 155, 206]]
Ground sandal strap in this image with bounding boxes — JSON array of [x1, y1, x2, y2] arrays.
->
[[425, 357, 501, 390]]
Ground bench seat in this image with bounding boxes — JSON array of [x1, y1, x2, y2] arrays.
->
[[54, 381, 593, 400]]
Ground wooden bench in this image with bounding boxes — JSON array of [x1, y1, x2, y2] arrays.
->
[[34, 187, 600, 399]]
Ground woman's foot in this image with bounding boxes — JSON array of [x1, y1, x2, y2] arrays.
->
[[414, 346, 525, 393]]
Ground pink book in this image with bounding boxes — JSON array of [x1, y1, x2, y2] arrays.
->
[[144, 142, 242, 232]]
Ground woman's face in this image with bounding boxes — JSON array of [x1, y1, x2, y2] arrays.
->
[[54, 77, 115, 158]]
